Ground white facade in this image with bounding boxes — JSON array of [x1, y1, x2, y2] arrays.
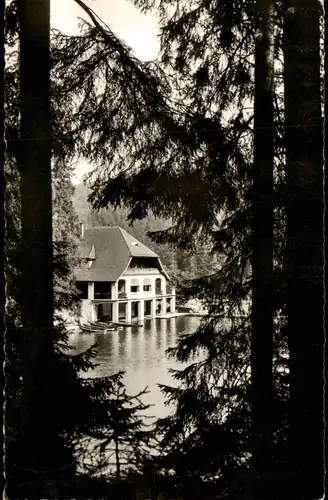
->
[[79, 271, 176, 324]]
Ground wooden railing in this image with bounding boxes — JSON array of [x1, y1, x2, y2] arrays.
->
[[94, 292, 111, 299]]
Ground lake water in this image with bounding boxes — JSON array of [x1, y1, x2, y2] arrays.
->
[[67, 316, 203, 419]]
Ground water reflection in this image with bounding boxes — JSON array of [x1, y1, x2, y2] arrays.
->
[[67, 316, 202, 418]]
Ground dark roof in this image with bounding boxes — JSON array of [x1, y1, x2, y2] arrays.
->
[[79, 243, 95, 259], [75, 226, 159, 282]]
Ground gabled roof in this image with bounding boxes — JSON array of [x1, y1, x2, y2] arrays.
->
[[75, 226, 160, 282]]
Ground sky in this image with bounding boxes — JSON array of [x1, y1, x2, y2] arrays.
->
[[50, 0, 159, 183]]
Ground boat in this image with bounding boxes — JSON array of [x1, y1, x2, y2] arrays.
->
[[79, 319, 143, 332], [113, 321, 144, 328], [90, 321, 117, 331], [91, 321, 117, 329], [79, 320, 118, 333]]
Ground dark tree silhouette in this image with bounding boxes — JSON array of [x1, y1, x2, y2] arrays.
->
[[251, 0, 274, 496], [5, 1, 167, 497], [283, 1, 324, 497], [84, 0, 323, 497], [19, 0, 53, 357], [81, 372, 155, 483]]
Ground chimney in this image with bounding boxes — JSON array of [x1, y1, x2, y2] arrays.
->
[[80, 222, 85, 240]]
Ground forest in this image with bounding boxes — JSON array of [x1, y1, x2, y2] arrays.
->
[[4, 0, 324, 499]]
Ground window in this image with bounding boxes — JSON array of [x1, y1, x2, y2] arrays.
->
[[143, 278, 151, 292], [155, 278, 162, 294], [131, 279, 139, 293], [118, 280, 126, 297]]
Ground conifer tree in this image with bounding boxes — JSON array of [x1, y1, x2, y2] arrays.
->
[[283, 0, 324, 497], [85, 2, 283, 497], [7, 1, 65, 492], [5, 0, 166, 496], [251, 0, 274, 495], [19, 0, 53, 369], [82, 0, 323, 497], [81, 372, 155, 483]]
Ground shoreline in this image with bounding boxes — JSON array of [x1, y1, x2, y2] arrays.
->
[[65, 311, 248, 332], [156, 311, 207, 319], [65, 312, 207, 332]]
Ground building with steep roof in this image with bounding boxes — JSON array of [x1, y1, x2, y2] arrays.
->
[[75, 225, 176, 324]]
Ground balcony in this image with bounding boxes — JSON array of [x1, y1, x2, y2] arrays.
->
[[118, 292, 127, 299], [94, 292, 112, 300], [126, 267, 160, 274]]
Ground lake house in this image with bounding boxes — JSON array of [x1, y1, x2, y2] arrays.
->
[[75, 225, 176, 324]]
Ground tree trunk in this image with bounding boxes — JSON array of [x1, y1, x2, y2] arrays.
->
[[115, 437, 121, 482], [19, 0, 53, 357], [16, 0, 57, 486], [251, 0, 274, 496], [283, 1, 324, 498]]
